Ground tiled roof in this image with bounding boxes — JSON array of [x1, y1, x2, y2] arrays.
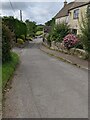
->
[[69, 2, 89, 10], [55, 1, 90, 19], [55, 2, 74, 19]]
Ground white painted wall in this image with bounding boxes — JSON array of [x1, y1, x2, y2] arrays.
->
[[55, 16, 70, 24]]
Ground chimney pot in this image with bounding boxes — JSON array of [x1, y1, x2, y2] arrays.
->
[[64, 0, 67, 7]]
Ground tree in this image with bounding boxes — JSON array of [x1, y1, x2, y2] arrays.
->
[[15, 19, 27, 40], [49, 22, 70, 42], [25, 19, 36, 37], [45, 18, 55, 27], [36, 25, 44, 32], [2, 16, 15, 32], [80, 4, 90, 55], [2, 16, 27, 42]]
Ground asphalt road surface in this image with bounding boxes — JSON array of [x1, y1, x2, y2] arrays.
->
[[3, 38, 88, 118]]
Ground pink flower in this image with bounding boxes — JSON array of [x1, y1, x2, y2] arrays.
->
[[63, 34, 79, 49]]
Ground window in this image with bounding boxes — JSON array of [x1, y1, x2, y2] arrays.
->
[[72, 29, 77, 35], [73, 9, 79, 19]]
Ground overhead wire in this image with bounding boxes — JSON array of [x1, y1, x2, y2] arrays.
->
[[9, 0, 15, 17], [9, 0, 21, 19]]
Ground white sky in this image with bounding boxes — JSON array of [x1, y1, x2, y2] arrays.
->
[[0, 0, 87, 24]]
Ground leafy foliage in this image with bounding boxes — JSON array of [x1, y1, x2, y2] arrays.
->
[[2, 24, 12, 63], [2, 52, 19, 88], [80, 4, 90, 53], [15, 19, 27, 39], [36, 31, 43, 36], [74, 42, 83, 49], [48, 22, 70, 43], [25, 19, 36, 37], [20, 35, 25, 41], [36, 25, 44, 32], [46, 34, 51, 46], [45, 18, 55, 27], [26, 36, 33, 41], [17, 38, 24, 44], [2, 16, 27, 41], [2, 16, 15, 32]]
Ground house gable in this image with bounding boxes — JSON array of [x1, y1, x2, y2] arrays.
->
[[55, 2, 74, 19]]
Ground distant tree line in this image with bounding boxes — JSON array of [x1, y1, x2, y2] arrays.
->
[[25, 19, 44, 37], [45, 18, 55, 27], [25, 19, 37, 37]]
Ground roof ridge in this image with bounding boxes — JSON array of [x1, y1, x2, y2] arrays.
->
[[55, 1, 74, 19], [55, 1, 89, 19], [69, 1, 89, 10]]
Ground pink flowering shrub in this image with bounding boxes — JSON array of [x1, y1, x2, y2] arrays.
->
[[63, 34, 79, 49]]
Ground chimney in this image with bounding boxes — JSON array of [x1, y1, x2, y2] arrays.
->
[[64, 0, 67, 7]]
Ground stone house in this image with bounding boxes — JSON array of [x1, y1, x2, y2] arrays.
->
[[55, 0, 90, 35]]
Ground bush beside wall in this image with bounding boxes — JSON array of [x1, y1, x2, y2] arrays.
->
[[2, 24, 12, 63]]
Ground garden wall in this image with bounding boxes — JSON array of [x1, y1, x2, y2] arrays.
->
[[43, 41, 88, 60]]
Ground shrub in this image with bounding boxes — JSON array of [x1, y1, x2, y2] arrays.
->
[[47, 34, 51, 46], [2, 24, 12, 63], [79, 4, 90, 54], [36, 31, 43, 36], [36, 25, 44, 32], [2, 16, 27, 41], [25, 20, 36, 37], [20, 35, 25, 41], [26, 36, 33, 41], [17, 38, 24, 44], [74, 42, 83, 49], [15, 19, 27, 39], [63, 34, 79, 50], [49, 22, 70, 42], [45, 18, 55, 27]]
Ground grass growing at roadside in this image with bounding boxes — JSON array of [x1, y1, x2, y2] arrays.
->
[[2, 52, 19, 89]]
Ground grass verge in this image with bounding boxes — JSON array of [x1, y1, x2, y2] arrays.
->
[[2, 52, 19, 89]]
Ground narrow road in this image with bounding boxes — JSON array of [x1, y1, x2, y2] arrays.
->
[[3, 38, 88, 118]]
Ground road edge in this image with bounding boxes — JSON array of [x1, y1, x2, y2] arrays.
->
[[40, 45, 88, 71]]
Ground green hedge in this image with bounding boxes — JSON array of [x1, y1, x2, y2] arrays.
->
[[2, 16, 27, 41], [17, 38, 24, 44], [36, 31, 43, 36], [15, 19, 27, 39], [46, 22, 70, 44], [80, 4, 90, 54], [2, 24, 12, 63]]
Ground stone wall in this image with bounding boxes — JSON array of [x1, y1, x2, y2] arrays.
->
[[43, 40, 88, 60]]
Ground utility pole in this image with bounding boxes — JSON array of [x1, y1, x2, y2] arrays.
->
[[20, 10, 22, 21]]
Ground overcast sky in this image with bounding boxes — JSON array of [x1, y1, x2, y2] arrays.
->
[[1, 0, 73, 24]]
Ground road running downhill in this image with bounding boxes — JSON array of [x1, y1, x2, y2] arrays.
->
[[3, 38, 88, 118]]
